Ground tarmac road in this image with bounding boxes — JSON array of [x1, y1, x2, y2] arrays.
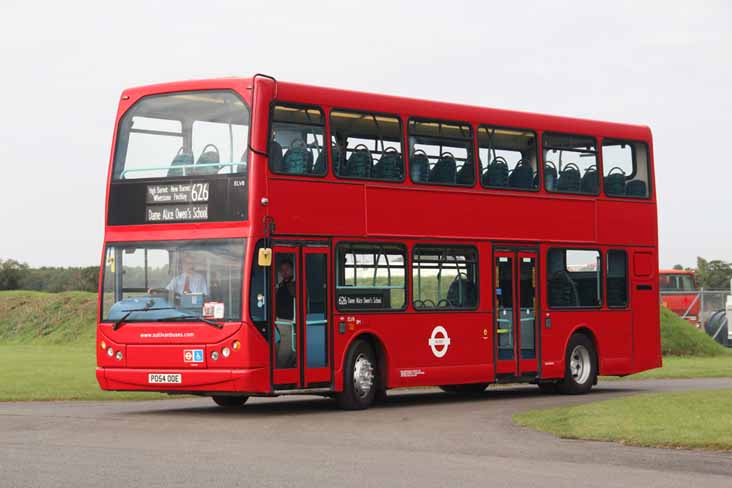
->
[[1, 378, 731, 488]]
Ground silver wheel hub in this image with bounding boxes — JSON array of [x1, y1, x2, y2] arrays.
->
[[353, 353, 374, 398], [570, 345, 591, 384]]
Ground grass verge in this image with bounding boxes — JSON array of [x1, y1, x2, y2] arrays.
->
[[604, 355, 732, 380], [514, 389, 732, 451], [0, 345, 168, 401]]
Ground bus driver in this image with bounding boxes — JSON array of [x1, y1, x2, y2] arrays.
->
[[166, 253, 209, 296]]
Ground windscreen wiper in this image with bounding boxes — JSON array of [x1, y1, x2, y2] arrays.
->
[[160, 315, 225, 329], [112, 306, 176, 331]]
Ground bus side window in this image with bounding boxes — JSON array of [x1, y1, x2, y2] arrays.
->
[[408, 119, 474, 187], [602, 139, 650, 198], [330, 110, 403, 181], [270, 105, 326, 177]]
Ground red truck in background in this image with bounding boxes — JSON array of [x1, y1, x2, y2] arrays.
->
[[660, 270, 700, 325]]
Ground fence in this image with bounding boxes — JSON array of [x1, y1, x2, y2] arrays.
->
[[659, 289, 730, 327]]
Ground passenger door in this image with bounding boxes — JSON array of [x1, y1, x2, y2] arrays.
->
[[271, 244, 331, 389], [493, 248, 539, 378]]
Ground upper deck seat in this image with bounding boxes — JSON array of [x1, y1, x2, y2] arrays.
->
[[557, 163, 581, 192], [625, 180, 647, 197], [371, 147, 402, 180], [580, 165, 599, 194], [282, 139, 313, 175], [410, 150, 430, 182], [456, 158, 474, 185], [604, 167, 626, 196], [429, 153, 457, 184], [508, 160, 533, 189], [343, 144, 372, 178], [194, 144, 221, 176], [167, 148, 194, 177], [482, 157, 509, 187]]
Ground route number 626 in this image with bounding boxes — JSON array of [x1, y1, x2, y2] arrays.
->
[[191, 183, 209, 202]]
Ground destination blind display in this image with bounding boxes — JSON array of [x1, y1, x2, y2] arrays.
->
[[146, 182, 209, 222], [107, 177, 247, 225], [336, 288, 391, 310]]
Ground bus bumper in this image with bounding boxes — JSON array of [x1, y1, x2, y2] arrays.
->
[[96, 367, 269, 393]]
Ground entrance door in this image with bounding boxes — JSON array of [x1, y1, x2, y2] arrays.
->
[[271, 244, 331, 389], [494, 248, 539, 377]]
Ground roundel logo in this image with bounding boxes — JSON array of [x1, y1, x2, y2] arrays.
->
[[428, 326, 451, 358]]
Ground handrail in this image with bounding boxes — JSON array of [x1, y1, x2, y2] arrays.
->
[[120, 162, 242, 178]]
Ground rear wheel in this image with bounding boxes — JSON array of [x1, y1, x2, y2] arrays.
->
[[558, 334, 597, 395], [336, 340, 376, 410], [439, 383, 488, 395], [212, 395, 249, 408]]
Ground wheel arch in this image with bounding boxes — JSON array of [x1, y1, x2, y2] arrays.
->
[[340, 330, 390, 391], [565, 325, 600, 375]]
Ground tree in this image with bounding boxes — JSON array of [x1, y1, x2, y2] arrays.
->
[[695, 256, 732, 290], [0, 259, 29, 290], [672, 264, 684, 270]]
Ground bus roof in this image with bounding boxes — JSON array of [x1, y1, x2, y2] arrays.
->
[[120, 76, 652, 142]]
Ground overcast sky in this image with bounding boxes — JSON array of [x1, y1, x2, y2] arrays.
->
[[1, 0, 730, 268]]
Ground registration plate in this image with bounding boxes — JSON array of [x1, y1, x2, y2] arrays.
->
[[148, 373, 182, 384]]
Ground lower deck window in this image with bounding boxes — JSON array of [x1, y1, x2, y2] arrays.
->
[[547, 249, 601, 308], [336, 244, 406, 311], [413, 247, 478, 309]]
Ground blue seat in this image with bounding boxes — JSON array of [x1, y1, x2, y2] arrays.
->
[[604, 167, 626, 196], [580, 165, 599, 194], [482, 157, 509, 187], [167, 148, 194, 177], [372, 147, 402, 180], [194, 144, 221, 176], [410, 150, 430, 182], [342, 144, 372, 178], [429, 152, 457, 183], [282, 139, 313, 174], [456, 159, 475, 185], [509, 160, 534, 189], [626, 180, 647, 197], [557, 163, 581, 192]]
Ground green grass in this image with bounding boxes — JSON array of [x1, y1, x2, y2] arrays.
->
[[0, 290, 97, 344], [659, 306, 728, 357], [608, 355, 732, 380], [514, 390, 732, 451], [0, 345, 168, 401]]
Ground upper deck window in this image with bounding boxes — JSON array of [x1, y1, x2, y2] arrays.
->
[[478, 127, 538, 191], [602, 139, 650, 198], [330, 110, 403, 181], [113, 90, 250, 180], [408, 119, 475, 186], [543, 133, 598, 195], [269, 104, 326, 176]]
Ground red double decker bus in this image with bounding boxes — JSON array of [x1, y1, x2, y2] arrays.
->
[[97, 75, 661, 409]]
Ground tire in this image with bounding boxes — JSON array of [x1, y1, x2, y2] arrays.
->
[[558, 334, 597, 395], [212, 395, 249, 408], [537, 382, 558, 394], [439, 383, 488, 395], [336, 340, 377, 410]]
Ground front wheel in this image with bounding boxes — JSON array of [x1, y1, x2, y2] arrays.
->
[[558, 334, 597, 395], [336, 340, 376, 410], [212, 395, 249, 408]]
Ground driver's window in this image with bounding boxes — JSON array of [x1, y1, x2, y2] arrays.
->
[[412, 246, 478, 310], [270, 104, 326, 176]]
